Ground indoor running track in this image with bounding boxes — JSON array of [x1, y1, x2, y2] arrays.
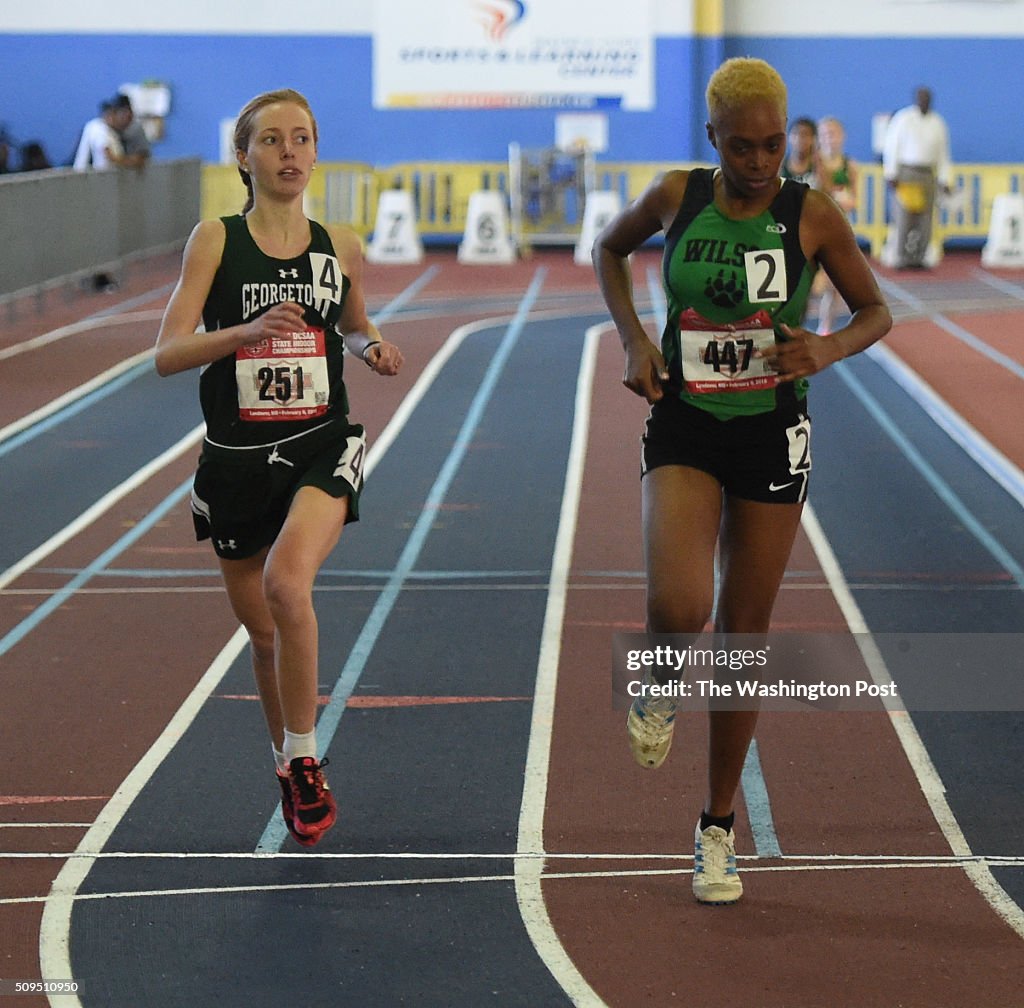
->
[[1, 248, 1023, 1007]]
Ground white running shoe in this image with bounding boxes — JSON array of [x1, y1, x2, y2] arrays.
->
[[626, 695, 677, 769], [692, 822, 743, 905]]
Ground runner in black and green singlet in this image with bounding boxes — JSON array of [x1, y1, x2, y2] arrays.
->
[[660, 166, 816, 418], [593, 57, 891, 907]]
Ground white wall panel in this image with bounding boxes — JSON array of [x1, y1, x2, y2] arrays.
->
[[725, 0, 1024, 38]]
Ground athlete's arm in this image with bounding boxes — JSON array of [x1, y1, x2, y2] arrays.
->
[[154, 220, 305, 376], [328, 224, 403, 377], [769, 190, 891, 382], [593, 171, 687, 403]]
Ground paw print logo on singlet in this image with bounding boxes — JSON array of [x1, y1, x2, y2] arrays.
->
[[704, 270, 743, 309]]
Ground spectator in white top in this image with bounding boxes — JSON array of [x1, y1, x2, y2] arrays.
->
[[73, 100, 125, 171], [882, 86, 952, 268]]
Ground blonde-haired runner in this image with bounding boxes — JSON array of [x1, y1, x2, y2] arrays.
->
[[593, 58, 891, 904]]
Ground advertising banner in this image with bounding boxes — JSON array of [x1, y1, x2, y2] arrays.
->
[[373, 0, 654, 110]]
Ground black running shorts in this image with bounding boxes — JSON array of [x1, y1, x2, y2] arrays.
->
[[191, 422, 366, 559], [641, 396, 810, 504]]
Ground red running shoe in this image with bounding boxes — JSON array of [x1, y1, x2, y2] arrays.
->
[[286, 756, 337, 845], [276, 770, 318, 847]]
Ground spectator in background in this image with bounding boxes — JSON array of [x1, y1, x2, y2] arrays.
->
[[781, 116, 817, 186], [0, 128, 11, 174], [20, 141, 52, 172], [112, 93, 152, 169], [73, 99, 125, 171], [882, 85, 952, 268], [73, 98, 128, 289]]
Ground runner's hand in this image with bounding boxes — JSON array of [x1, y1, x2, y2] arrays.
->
[[768, 324, 845, 382], [623, 339, 670, 404], [365, 340, 403, 376], [241, 302, 308, 346]]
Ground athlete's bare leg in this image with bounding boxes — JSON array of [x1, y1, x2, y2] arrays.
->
[[704, 495, 804, 816]]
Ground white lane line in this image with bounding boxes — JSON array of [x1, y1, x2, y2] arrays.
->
[[35, 301, 537, 1006], [37, 627, 249, 1005], [0, 351, 155, 451], [0, 423, 205, 593], [12, 849, 1024, 863], [833, 360, 1024, 588], [12, 857, 1023, 908], [0, 824, 92, 829], [516, 320, 607, 1008], [975, 268, 1024, 301], [255, 267, 548, 853], [878, 275, 1024, 381], [0, 475, 196, 657], [864, 340, 1024, 509], [801, 503, 1024, 939], [0, 310, 165, 362]]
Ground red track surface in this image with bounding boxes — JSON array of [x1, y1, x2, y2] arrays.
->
[[2, 249, 1023, 1005], [542, 327, 1024, 1006]]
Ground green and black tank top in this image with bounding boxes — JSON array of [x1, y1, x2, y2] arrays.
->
[[200, 214, 352, 447], [661, 168, 817, 419]]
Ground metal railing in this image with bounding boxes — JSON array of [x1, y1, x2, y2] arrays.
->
[[201, 159, 1024, 253], [589, 162, 1024, 256]]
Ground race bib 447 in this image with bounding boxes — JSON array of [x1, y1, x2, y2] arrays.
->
[[677, 308, 779, 394]]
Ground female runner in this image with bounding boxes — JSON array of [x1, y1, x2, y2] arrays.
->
[[593, 59, 891, 903], [156, 89, 402, 846]]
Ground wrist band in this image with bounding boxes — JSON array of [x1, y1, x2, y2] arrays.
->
[[361, 340, 381, 366]]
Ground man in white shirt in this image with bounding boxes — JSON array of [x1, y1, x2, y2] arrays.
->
[[882, 86, 952, 268], [72, 101, 125, 171]]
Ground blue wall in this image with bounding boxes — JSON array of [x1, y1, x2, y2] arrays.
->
[[734, 36, 1021, 165], [0, 32, 1018, 170]]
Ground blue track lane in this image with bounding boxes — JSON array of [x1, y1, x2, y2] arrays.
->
[[67, 310, 608, 1007], [1, 368, 201, 572], [809, 352, 1024, 906], [12, 286, 1023, 1002]]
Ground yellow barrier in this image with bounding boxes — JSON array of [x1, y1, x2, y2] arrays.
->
[[375, 162, 511, 235], [201, 164, 247, 220], [201, 162, 375, 226], [595, 162, 1024, 256], [203, 161, 1024, 255], [939, 163, 1024, 251]]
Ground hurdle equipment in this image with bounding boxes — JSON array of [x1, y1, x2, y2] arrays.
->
[[574, 190, 622, 265], [982, 193, 1024, 268], [458, 190, 516, 264], [367, 190, 424, 264]]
